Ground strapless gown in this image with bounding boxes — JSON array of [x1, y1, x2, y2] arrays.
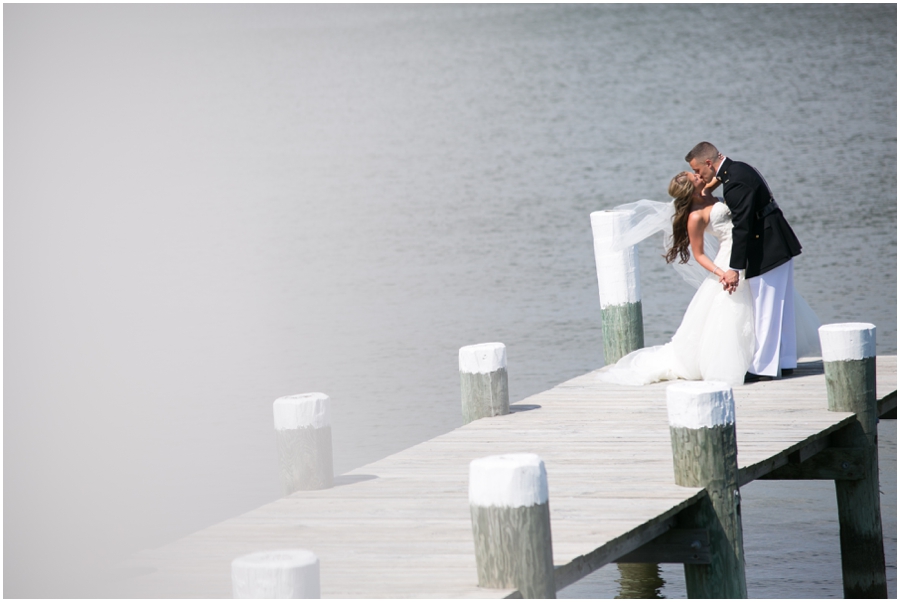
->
[[597, 201, 757, 387]]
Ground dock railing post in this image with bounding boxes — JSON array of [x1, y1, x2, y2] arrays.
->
[[819, 322, 887, 598], [666, 381, 747, 599], [274, 393, 334, 494], [232, 549, 320, 598], [468, 453, 555, 598], [590, 210, 644, 364], [459, 342, 509, 424]]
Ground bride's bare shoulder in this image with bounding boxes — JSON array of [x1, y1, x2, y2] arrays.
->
[[688, 203, 714, 224], [686, 206, 711, 236]]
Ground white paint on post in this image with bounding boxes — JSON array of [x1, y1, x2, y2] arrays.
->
[[273, 393, 331, 430], [590, 210, 641, 308], [459, 342, 507, 374], [469, 453, 549, 509], [818, 322, 876, 362], [231, 549, 320, 599], [666, 381, 735, 430]]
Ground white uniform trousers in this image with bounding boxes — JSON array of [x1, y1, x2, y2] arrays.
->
[[747, 259, 797, 377]]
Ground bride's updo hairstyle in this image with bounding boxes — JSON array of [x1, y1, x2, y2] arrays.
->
[[665, 172, 695, 265]]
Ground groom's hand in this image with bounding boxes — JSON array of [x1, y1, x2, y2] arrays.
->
[[721, 269, 739, 294]]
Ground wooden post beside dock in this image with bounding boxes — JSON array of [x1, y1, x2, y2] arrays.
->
[[615, 562, 664, 599], [590, 210, 644, 364], [819, 323, 887, 598], [468, 453, 556, 598], [666, 381, 747, 599], [231, 549, 320, 598], [459, 342, 510, 424], [273, 393, 334, 494]]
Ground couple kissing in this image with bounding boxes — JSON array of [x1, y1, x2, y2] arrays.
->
[[598, 142, 819, 387]]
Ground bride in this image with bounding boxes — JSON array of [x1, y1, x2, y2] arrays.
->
[[597, 172, 820, 387]]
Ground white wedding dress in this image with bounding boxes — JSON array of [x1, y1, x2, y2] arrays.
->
[[596, 199, 820, 388]]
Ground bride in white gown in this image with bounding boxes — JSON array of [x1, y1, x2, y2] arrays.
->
[[597, 172, 820, 388]]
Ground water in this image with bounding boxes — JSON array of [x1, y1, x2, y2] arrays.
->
[[4, 4, 896, 597]]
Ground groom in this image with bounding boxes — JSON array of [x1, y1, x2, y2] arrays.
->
[[685, 142, 803, 382]]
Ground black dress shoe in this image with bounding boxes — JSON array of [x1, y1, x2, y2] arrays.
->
[[744, 372, 774, 383], [781, 368, 794, 376]]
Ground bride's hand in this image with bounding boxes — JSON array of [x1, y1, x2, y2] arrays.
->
[[704, 177, 721, 192]]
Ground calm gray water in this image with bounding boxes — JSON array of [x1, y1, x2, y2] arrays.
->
[[4, 4, 896, 598]]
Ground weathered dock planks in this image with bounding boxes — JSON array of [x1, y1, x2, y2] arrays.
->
[[118, 356, 896, 598]]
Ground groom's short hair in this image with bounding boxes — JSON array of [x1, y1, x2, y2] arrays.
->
[[685, 142, 719, 163]]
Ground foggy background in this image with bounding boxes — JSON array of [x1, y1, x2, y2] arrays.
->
[[4, 4, 896, 597]]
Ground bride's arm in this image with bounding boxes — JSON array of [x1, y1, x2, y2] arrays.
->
[[704, 178, 722, 193], [686, 210, 725, 279]]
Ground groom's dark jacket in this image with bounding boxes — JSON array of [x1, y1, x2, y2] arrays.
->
[[718, 157, 801, 279]]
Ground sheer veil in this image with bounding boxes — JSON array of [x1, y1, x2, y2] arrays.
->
[[609, 199, 718, 289]]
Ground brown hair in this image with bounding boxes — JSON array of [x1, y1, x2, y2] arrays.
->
[[664, 172, 695, 264], [684, 141, 719, 164]]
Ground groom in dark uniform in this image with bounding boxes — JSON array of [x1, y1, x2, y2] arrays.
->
[[686, 142, 803, 382]]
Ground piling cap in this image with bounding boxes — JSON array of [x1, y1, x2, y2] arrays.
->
[[273, 393, 331, 430], [818, 323, 876, 362], [231, 549, 320, 599], [590, 210, 641, 307], [666, 381, 735, 429], [459, 342, 507, 374], [589, 210, 634, 250], [468, 453, 548, 508]]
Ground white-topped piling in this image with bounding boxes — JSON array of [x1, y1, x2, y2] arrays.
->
[[274, 393, 333, 494], [459, 343, 509, 424], [666, 381, 736, 434], [590, 210, 644, 364], [232, 549, 320, 599], [818, 323, 887, 598], [666, 381, 747, 599], [468, 453, 555, 598], [819, 323, 878, 418]]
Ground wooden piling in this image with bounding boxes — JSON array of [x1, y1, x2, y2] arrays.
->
[[273, 393, 333, 494], [666, 381, 747, 599], [616, 562, 664, 599], [590, 210, 644, 364], [459, 342, 509, 424], [468, 453, 555, 598], [231, 549, 320, 598], [819, 323, 887, 598]]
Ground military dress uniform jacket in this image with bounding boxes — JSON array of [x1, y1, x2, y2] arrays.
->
[[717, 157, 802, 279]]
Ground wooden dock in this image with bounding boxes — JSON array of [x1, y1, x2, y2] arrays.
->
[[119, 356, 897, 598]]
